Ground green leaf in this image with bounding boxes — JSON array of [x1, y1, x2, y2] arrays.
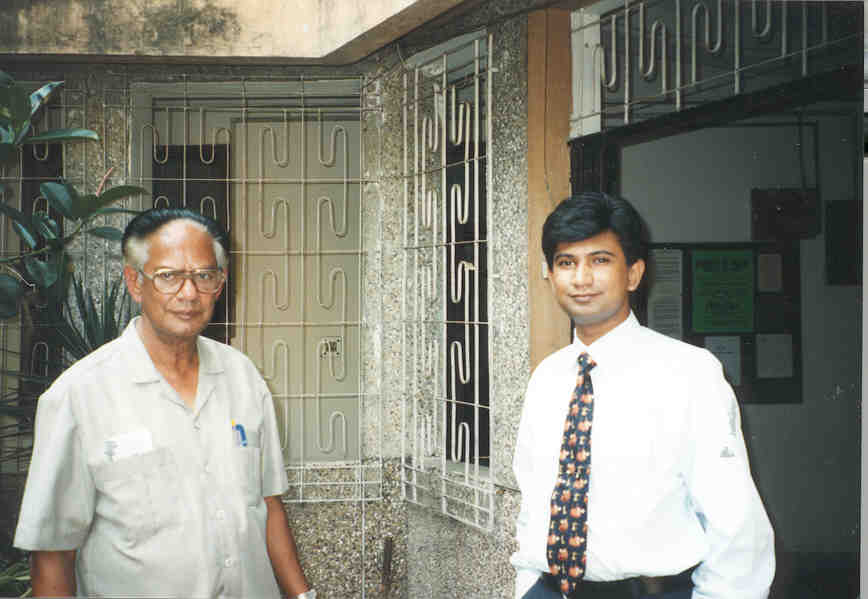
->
[[23, 255, 59, 288], [1, 84, 29, 125], [12, 222, 37, 249], [0, 124, 14, 144], [0, 72, 14, 87], [42, 250, 71, 306], [29, 81, 63, 117], [0, 274, 23, 319], [40, 182, 75, 220], [73, 193, 96, 219], [0, 200, 39, 247], [0, 200, 31, 226], [59, 274, 131, 358], [12, 119, 31, 145], [96, 185, 146, 204], [93, 206, 142, 217], [32, 212, 59, 240], [76, 186, 144, 221], [85, 226, 123, 241], [27, 128, 99, 144]]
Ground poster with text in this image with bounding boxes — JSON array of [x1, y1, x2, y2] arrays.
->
[[691, 249, 755, 333]]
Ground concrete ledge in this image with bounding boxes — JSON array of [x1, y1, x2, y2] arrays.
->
[[0, 0, 466, 64]]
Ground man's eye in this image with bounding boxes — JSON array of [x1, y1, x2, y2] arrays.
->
[[196, 272, 214, 281], [556, 260, 572, 268], [593, 257, 610, 264], [156, 271, 177, 281]]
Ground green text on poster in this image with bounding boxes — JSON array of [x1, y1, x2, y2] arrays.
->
[[692, 249, 754, 333]]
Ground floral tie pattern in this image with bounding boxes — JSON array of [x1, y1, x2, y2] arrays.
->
[[547, 352, 596, 595]]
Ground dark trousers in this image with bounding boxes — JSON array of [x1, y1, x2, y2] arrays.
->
[[520, 577, 692, 599]]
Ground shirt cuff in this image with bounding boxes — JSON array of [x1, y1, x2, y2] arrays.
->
[[514, 567, 541, 599]]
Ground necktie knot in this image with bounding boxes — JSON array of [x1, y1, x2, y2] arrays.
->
[[578, 352, 596, 375]]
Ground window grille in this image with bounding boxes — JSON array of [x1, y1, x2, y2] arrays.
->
[[125, 77, 383, 503], [570, 0, 862, 136], [400, 33, 496, 532]]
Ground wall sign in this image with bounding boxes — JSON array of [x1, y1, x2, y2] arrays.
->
[[638, 242, 801, 404]]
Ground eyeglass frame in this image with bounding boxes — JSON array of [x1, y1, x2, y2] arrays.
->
[[137, 268, 226, 295]]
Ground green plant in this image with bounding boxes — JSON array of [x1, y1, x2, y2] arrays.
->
[[0, 71, 97, 170], [0, 70, 144, 319], [49, 274, 135, 362], [0, 557, 30, 596]]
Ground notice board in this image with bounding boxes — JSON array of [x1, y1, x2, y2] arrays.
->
[[636, 242, 801, 404]]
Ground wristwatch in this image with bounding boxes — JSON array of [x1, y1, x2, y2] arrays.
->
[[294, 590, 317, 599]]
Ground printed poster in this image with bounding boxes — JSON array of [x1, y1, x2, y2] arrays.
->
[[691, 249, 754, 333]]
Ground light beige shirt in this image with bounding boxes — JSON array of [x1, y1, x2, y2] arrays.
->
[[15, 318, 288, 598]]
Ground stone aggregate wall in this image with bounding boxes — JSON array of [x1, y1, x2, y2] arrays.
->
[[3, 4, 535, 596]]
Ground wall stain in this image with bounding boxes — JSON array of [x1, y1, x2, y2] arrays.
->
[[141, 1, 241, 52], [83, 0, 113, 54]]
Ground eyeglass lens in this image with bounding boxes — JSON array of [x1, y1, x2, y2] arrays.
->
[[152, 270, 224, 293]]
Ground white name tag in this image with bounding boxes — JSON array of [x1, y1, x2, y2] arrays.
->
[[104, 429, 153, 461]]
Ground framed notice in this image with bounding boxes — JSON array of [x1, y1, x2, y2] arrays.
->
[[691, 249, 755, 333], [637, 242, 801, 404]]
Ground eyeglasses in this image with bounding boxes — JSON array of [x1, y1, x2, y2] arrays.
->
[[138, 268, 225, 294]]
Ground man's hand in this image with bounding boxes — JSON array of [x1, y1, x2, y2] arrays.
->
[[264, 495, 311, 597], [30, 550, 76, 597]]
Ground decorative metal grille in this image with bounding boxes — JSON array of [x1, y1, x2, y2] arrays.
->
[[400, 33, 496, 532], [570, 0, 862, 136], [128, 77, 382, 503]]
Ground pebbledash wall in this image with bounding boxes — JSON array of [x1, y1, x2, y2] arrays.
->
[[2, 10, 531, 599]]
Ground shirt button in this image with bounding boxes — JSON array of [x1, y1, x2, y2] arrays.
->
[[224, 558, 234, 567], [204, 464, 211, 473], [215, 509, 225, 520]]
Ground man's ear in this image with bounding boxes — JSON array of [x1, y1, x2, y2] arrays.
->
[[215, 271, 227, 301], [627, 258, 645, 292], [123, 265, 143, 304]]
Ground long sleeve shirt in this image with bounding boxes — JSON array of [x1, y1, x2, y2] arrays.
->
[[511, 313, 775, 599]]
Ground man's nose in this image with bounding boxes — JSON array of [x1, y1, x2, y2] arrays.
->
[[573, 261, 592, 286], [177, 276, 200, 298]]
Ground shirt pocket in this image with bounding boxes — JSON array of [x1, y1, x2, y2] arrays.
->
[[90, 447, 182, 544], [236, 445, 263, 507]]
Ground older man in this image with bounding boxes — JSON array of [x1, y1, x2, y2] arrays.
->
[[14, 208, 316, 599]]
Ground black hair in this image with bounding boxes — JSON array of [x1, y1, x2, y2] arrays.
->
[[541, 192, 646, 269], [122, 208, 229, 267]]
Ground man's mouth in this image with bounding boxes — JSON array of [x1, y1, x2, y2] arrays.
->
[[570, 293, 598, 303], [173, 311, 200, 319]]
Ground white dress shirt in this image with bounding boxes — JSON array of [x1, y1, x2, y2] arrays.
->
[[15, 318, 288, 598], [511, 313, 774, 599]]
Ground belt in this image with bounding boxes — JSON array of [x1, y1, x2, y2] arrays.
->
[[540, 567, 694, 599]]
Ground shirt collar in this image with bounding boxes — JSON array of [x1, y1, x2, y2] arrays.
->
[[570, 311, 640, 367], [122, 316, 224, 383]]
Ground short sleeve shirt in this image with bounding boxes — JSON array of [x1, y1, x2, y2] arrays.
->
[[14, 318, 289, 598]]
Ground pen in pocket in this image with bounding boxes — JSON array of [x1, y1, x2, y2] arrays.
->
[[231, 420, 248, 447]]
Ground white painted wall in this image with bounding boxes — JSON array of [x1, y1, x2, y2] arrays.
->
[[622, 103, 861, 553]]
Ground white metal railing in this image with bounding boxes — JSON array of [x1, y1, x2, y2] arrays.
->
[[127, 78, 382, 504], [571, 0, 860, 137], [400, 32, 496, 532]]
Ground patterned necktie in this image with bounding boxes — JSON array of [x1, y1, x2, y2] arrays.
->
[[547, 352, 596, 595]]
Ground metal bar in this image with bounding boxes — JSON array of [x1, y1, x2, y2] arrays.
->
[[801, 1, 807, 77], [485, 30, 496, 530], [624, 0, 631, 124], [734, 1, 741, 95], [675, 0, 681, 110]]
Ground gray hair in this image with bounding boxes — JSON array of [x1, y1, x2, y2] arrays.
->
[[123, 217, 227, 271]]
